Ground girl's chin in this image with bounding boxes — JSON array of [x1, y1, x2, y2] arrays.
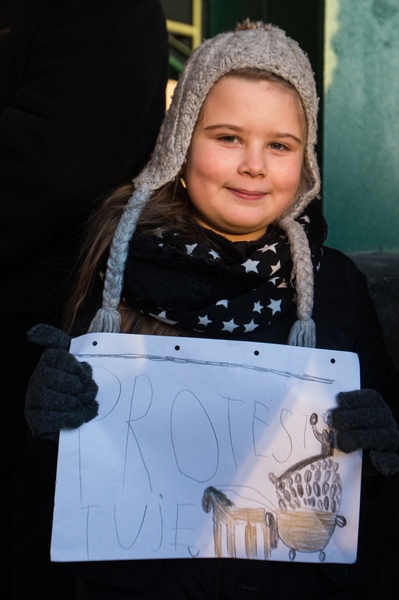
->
[[194, 217, 268, 242]]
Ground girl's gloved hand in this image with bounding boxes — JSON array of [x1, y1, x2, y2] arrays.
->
[[330, 388, 399, 476], [25, 324, 99, 441]]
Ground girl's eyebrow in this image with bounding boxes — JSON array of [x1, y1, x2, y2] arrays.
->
[[203, 123, 242, 132], [203, 123, 303, 144], [272, 132, 303, 144]]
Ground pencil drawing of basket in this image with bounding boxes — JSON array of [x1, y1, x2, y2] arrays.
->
[[268, 413, 347, 562]]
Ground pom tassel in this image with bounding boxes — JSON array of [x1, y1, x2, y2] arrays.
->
[[288, 317, 316, 348], [88, 307, 121, 334]]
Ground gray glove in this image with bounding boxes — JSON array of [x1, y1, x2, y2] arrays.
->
[[25, 324, 99, 440], [331, 388, 399, 476]]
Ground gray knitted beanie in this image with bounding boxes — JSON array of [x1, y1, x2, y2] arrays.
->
[[89, 21, 321, 347]]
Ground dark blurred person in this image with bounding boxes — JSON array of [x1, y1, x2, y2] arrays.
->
[[0, 1, 168, 597]]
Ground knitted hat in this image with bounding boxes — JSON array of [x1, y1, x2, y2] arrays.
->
[[89, 21, 321, 347]]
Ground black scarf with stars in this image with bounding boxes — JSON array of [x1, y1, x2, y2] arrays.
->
[[123, 209, 325, 338]]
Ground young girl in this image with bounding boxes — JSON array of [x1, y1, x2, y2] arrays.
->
[[26, 21, 399, 599]]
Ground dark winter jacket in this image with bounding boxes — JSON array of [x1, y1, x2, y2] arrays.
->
[[66, 246, 399, 599]]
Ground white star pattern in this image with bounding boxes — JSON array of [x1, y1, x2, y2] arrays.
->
[[222, 318, 239, 332], [198, 315, 212, 327], [253, 301, 263, 313], [151, 311, 178, 325], [268, 299, 282, 315], [186, 243, 198, 255], [216, 299, 229, 308], [129, 218, 319, 337], [259, 242, 278, 253], [242, 258, 260, 273], [243, 319, 258, 332], [270, 260, 281, 275]]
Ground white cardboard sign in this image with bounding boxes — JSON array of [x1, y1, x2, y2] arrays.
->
[[51, 333, 362, 564]]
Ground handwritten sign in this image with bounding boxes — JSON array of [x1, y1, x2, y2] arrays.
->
[[51, 333, 362, 564]]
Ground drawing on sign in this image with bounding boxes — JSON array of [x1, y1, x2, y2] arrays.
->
[[202, 486, 278, 559], [202, 412, 347, 562]]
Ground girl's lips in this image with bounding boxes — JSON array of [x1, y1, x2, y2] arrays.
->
[[227, 187, 266, 200]]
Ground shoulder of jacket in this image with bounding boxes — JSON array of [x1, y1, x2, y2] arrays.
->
[[316, 246, 368, 302], [321, 246, 365, 277]]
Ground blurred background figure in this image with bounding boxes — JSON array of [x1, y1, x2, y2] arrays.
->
[[0, 1, 168, 598]]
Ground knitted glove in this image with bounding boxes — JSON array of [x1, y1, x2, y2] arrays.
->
[[25, 324, 99, 441], [331, 389, 399, 476]]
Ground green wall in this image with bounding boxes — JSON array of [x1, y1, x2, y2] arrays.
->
[[323, 0, 399, 252], [206, 0, 267, 35]]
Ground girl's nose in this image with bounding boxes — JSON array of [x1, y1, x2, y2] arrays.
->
[[238, 146, 266, 177]]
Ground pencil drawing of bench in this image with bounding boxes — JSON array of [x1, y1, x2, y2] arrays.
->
[[202, 486, 278, 559]]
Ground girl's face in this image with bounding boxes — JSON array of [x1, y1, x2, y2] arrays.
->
[[184, 76, 306, 242]]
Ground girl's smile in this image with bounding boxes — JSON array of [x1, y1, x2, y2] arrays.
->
[[184, 76, 306, 242], [227, 187, 268, 200]]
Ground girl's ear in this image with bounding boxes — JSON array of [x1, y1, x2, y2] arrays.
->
[[178, 162, 187, 189]]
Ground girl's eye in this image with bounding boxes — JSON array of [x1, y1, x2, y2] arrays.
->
[[218, 135, 240, 144], [270, 142, 289, 151]]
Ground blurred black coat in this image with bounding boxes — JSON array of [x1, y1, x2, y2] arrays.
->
[[0, 0, 168, 449], [0, 1, 168, 598]]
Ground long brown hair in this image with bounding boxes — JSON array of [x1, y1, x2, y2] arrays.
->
[[64, 68, 309, 335]]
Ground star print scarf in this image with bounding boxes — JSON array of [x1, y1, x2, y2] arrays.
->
[[122, 211, 324, 338]]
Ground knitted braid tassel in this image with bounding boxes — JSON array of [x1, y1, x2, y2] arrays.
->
[[88, 188, 151, 334], [279, 217, 316, 348]]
